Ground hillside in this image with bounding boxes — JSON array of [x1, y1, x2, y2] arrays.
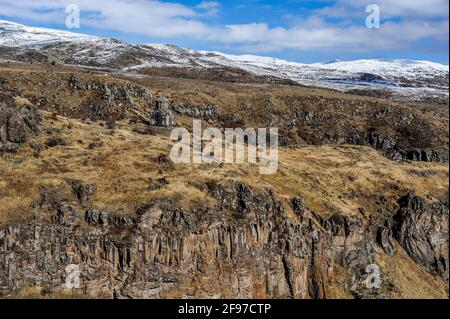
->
[[1, 20, 448, 100], [0, 60, 448, 299]]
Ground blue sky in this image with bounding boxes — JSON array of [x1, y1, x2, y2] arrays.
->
[[0, 0, 448, 64]]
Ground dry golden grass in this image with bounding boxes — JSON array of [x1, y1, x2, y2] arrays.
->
[[375, 248, 449, 299], [256, 145, 448, 218], [325, 264, 354, 299], [13, 96, 32, 107], [325, 247, 449, 299], [0, 111, 447, 224]]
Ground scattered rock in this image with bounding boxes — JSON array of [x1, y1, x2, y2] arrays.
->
[[88, 141, 103, 149], [172, 104, 219, 120], [147, 177, 168, 191], [85, 209, 109, 227], [45, 137, 66, 147], [376, 221, 396, 256], [54, 204, 79, 227], [292, 197, 308, 220], [358, 207, 366, 216], [69, 180, 96, 203], [106, 120, 116, 130], [153, 153, 174, 170], [0, 144, 19, 153], [133, 126, 156, 135]]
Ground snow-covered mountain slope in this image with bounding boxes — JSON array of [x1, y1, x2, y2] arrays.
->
[[0, 19, 97, 47], [1, 20, 448, 98], [195, 51, 448, 95]]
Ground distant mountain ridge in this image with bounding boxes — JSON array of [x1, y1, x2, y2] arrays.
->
[[1, 19, 448, 99]]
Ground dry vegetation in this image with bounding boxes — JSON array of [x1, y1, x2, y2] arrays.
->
[[1, 113, 447, 298], [1, 111, 447, 225]]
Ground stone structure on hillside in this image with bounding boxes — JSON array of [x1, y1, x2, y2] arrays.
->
[[150, 95, 175, 127]]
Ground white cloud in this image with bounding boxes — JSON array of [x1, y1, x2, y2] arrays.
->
[[318, 0, 449, 19], [376, 0, 449, 17], [0, 0, 447, 55], [197, 1, 220, 16], [0, 0, 210, 38]]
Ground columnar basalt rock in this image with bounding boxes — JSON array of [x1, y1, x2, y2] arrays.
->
[[368, 132, 449, 163], [0, 182, 448, 298]]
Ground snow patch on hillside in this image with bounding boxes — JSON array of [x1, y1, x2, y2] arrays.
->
[[0, 19, 97, 47]]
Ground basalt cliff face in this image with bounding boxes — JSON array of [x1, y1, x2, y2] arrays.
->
[[1, 181, 447, 299]]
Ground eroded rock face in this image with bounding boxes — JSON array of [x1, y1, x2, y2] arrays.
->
[[68, 75, 151, 101], [368, 132, 448, 163], [393, 194, 449, 281], [0, 99, 41, 152], [376, 221, 396, 257], [66, 74, 153, 121], [172, 104, 220, 121], [282, 103, 449, 164], [0, 182, 448, 298]]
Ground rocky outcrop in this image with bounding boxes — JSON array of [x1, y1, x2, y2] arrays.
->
[[0, 182, 336, 298], [0, 98, 41, 153], [271, 101, 449, 164], [67, 74, 153, 121], [0, 182, 448, 298], [401, 149, 449, 163], [376, 221, 396, 256], [368, 132, 448, 163], [69, 180, 96, 204], [68, 75, 151, 101], [393, 194, 449, 281], [172, 104, 220, 121]]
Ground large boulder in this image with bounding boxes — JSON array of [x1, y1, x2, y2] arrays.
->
[[0, 97, 41, 152]]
